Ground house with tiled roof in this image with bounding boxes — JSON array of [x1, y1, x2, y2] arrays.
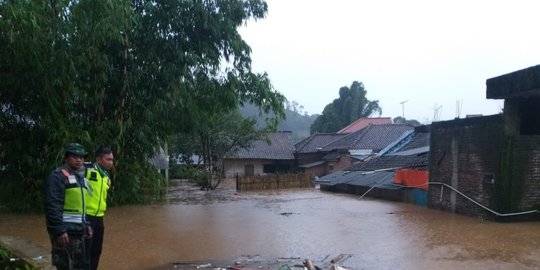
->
[[293, 124, 415, 177], [294, 133, 347, 177], [325, 124, 413, 152], [222, 131, 296, 177], [337, 117, 393, 134], [320, 125, 430, 204], [320, 124, 415, 174]]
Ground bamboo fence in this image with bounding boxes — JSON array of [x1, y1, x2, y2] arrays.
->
[[236, 173, 314, 191]]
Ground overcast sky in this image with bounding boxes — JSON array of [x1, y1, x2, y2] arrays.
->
[[239, 0, 540, 123]]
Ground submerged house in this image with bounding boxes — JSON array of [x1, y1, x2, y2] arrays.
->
[[429, 65, 540, 220], [222, 131, 296, 177], [294, 133, 348, 177], [318, 124, 415, 175], [320, 125, 430, 205], [294, 118, 401, 177], [295, 124, 415, 177]]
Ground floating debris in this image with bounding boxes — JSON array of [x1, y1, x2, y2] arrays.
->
[[276, 257, 301, 262], [196, 263, 211, 268]]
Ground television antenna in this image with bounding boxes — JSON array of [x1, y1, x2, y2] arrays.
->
[[433, 104, 442, 121], [399, 100, 409, 118], [455, 100, 463, 118]]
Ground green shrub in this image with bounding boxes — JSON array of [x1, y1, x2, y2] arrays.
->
[[108, 160, 166, 206], [0, 171, 44, 213], [0, 245, 35, 270], [169, 164, 200, 180], [192, 170, 212, 188], [169, 164, 213, 188]]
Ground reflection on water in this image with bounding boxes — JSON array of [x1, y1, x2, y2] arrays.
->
[[1, 181, 539, 270]]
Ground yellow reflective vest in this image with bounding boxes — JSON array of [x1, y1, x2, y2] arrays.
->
[[59, 169, 88, 224], [85, 164, 110, 217]]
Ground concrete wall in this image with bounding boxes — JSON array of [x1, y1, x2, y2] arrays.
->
[[428, 115, 505, 217], [222, 159, 266, 178], [223, 159, 296, 178], [0, 236, 53, 270], [304, 164, 327, 177]]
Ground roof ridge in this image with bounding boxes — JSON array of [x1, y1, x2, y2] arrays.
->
[[338, 117, 394, 133], [319, 133, 348, 149], [294, 135, 314, 151]]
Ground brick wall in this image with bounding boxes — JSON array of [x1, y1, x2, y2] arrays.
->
[[429, 115, 540, 218], [510, 136, 540, 210], [429, 115, 505, 217], [327, 155, 354, 174]]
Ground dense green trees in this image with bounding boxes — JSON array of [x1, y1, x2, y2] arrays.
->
[[0, 0, 284, 211], [170, 110, 270, 189], [240, 102, 317, 142], [310, 81, 381, 133], [393, 116, 421, 126]]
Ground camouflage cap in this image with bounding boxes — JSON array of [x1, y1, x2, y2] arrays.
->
[[65, 143, 88, 157]]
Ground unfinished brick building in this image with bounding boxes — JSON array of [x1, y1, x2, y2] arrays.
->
[[429, 65, 540, 220]]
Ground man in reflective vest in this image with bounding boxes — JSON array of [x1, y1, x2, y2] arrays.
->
[[45, 143, 93, 270], [85, 145, 113, 270]]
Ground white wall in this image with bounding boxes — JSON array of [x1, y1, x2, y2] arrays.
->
[[223, 159, 267, 178]]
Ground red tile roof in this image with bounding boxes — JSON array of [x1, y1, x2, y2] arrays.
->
[[338, 117, 393, 134]]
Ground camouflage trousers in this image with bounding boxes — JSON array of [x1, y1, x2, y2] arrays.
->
[[50, 233, 90, 270]]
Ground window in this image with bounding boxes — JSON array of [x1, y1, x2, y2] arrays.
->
[[263, 164, 291, 174]]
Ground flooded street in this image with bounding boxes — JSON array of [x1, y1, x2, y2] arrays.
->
[[1, 181, 540, 269]]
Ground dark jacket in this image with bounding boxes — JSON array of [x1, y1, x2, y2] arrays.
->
[[44, 166, 87, 236]]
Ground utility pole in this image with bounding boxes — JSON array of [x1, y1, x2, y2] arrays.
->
[[400, 100, 409, 119]]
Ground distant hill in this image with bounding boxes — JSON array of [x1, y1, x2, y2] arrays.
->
[[239, 103, 318, 143]]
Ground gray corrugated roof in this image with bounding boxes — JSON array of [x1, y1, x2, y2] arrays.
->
[[347, 153, 428, 171], [398, 132, 430, 152], [294, 133, 347, 153], [378, 128, 430, 156], [322, 124, 414, 152], [226, 132, 295, 160], [320, 170, 399, 189], [322, 151, 341, 160], [299, 160, 326, 168], [390, 146, 429, 156]]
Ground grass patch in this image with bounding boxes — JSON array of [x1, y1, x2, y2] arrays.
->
[[0, 244, 35, 270]]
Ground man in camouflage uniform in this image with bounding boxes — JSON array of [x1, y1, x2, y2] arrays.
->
[[45, 143, 92, 270]]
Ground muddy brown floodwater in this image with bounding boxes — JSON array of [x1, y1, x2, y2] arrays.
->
[[1, 180, 540, 270]]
